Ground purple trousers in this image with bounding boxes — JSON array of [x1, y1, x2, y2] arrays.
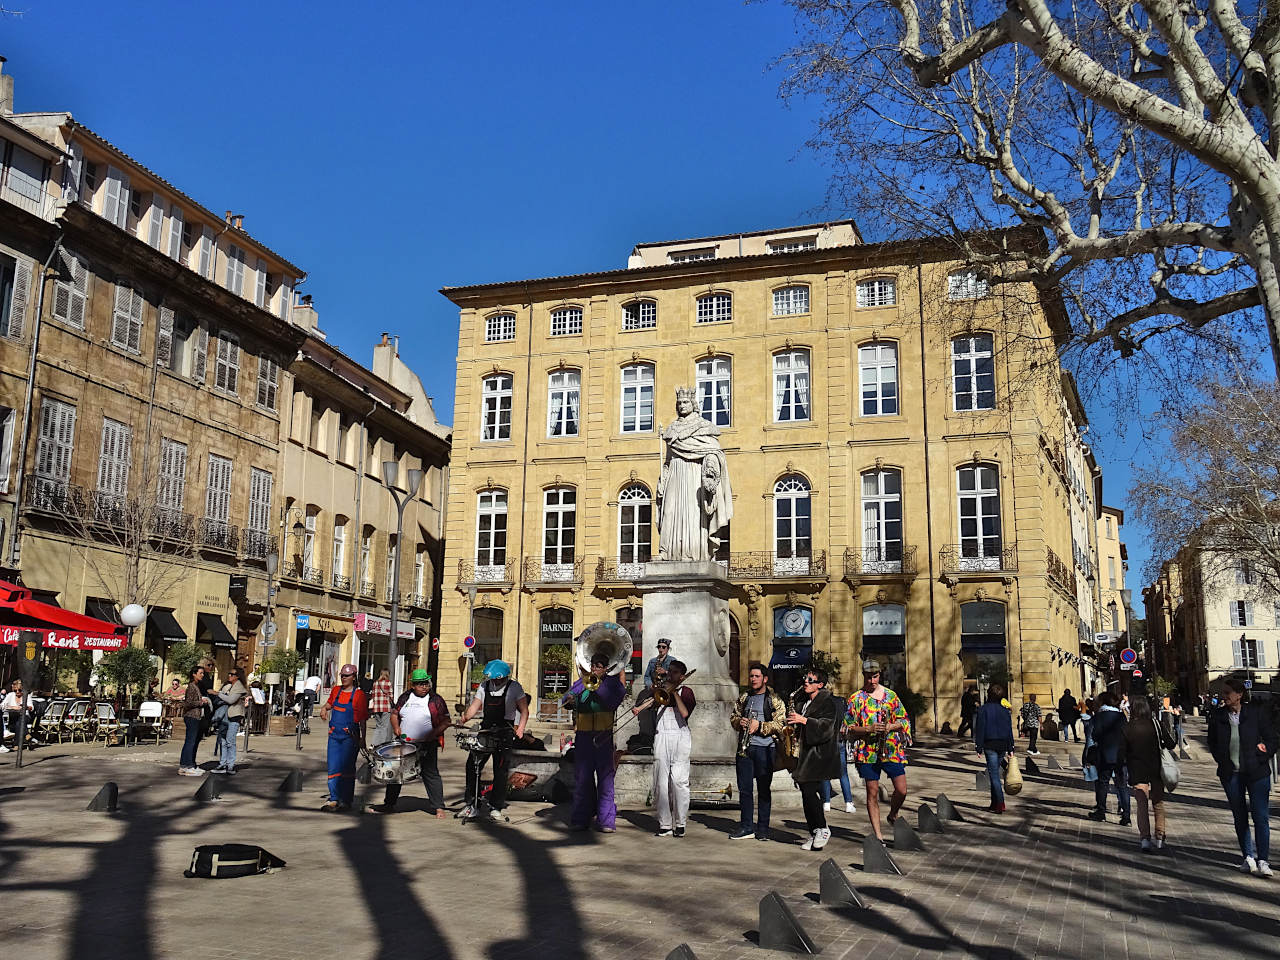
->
[[572, 731, 617, 829]]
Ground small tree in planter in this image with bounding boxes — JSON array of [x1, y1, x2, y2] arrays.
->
[[97, 646, 156, 709], [166, 642, 205, 681]]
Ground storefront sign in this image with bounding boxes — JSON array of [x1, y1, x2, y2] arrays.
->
[[863, 604, 905, 635], [197, 592, 227, 612], [353, 612, 413, 640], [296, 614, 310, 629], [0, 626, 127, 651]]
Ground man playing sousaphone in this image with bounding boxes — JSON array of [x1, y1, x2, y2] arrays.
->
[[562, 644, 627, 833], [367, 669, 451, 817]]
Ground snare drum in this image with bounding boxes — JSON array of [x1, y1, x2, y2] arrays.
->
[[369, 741, 421, 784]]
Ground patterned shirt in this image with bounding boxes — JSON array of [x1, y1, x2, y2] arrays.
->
[[369, 677, 393, 714], [848, 688, 911, 765]]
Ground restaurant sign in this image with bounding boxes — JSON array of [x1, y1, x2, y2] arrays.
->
[[0, 626, 128, 651]]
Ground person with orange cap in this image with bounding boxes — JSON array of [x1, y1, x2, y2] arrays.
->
[[320, 663, 368, 812]]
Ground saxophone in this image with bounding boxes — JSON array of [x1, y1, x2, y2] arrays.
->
[[779, 689, 802, 771], [736, 700, 754, 757]]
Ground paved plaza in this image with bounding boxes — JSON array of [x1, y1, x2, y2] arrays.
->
[[1, 720, 1276, 960]]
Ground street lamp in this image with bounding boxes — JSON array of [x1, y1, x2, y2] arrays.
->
[[263, 551, 279, 720], [382, 460, 424, 687]]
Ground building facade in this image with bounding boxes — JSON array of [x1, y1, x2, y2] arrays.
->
[[1096, 506, 1128, 637], [437, 221, 1103, 729]]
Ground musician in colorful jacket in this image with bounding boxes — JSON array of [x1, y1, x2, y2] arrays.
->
[[563, 652, 626, 832]]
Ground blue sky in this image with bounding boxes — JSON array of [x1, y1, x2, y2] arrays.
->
[[7, 0, 1266, 597]]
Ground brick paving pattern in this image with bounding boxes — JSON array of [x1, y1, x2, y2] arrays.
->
[[0, 719, 1276, 959]]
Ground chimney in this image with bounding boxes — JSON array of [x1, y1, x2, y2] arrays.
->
[[224, 210, 233, 224], [380, 332, 390, 346], [232, 214, 244, 230], [0, 57, 14, 117]]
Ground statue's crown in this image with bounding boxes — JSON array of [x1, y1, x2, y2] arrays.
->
[[675, 385, 696, 402]]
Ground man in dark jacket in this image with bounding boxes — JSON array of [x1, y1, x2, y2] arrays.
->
[[958, 687, 978, 738], [1058, 689, 1080, 742], [1207, 677, 1279, 876], [1088, 690, 1130, 824], [787, 667, 840, 851]]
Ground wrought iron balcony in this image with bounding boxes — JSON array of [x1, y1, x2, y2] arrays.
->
[[331, 574, 353, 593], [522, 557, 584, 587], [457, 559, 516, 589], [91, 492, 128, 527], [1046, 547, 1077, 596], [23, 475, 87, 515], [595, 556, 652, 584], [844, 545, 918, 580], [301, 566, 325, 587], [938, 543, 1017, 575], [726, 550, 827, 581], [407, 592, 431, 609], [359, 580, 377, 599], [198, 518, 239, 554], [152, 508, 196, 543], [243, 530, 277, 561]]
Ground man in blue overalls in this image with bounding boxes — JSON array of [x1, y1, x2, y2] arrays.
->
[[321, 663, 368, 812]]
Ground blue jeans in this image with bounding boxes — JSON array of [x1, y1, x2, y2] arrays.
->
[[218, 720, 239, 771], [1223, 773, 1271, 861], [820, 752, 853, 804], [1095, 764, 1130, 817], [736, 744, 775, 835], [984, 750, 1005, 806], [179, 717, 202, 769]]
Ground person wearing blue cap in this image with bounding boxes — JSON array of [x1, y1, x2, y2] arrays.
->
[[458, 659, 529, 820]]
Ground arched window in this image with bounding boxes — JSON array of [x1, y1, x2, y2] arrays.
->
[[772, 284, 810, 316], [480, 373, 512, 440], [547, 369, 580, 437], [550, 306, 583, 336], [696, 292, 732, 324], [957, 464, 1002, 569], [485, 312, 516, 343], [772, 348, 810, 422], [861, 469, 903, 571], [696, 356, 731, 426], [543, 486, 577, 574], [622, 299, 657, 330], [618, 483, 652, 572], [620, 363, 655, 433], [856, 277, 897, 308], [952, 334, 994, 410], [475, 490, 508, 577], [773, 475, 812, 574], [858, 341, 898, 416]]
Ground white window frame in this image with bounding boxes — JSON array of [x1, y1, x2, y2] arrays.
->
[[475, 490, 508, 576], [773, 475, 812, 575], [696, 357, 731, 427], [768, 238, 817, 254], [480, 374, 513, 441], [861, 469, 903, 572], [622, 300, 657, 331], [332, 520, 347, 581], [52, 252, 88, 329], [414, 548, 427, 595], [547, 369, 580, 437], [619, 363, 655, 433], [360, 530, 373, 587], [0, 406, 13, 494], [550, 307, 583, 336], [542, 486, 577, 574], [772, 349, 811, 422], [111, 282, 144, 353], [856, 277, 897, 308], [386, 535, 397, 596], [948, 270, 990, 300], [957, 464, 1002, 570], [858, 342, 899, 416], [696, 292, 732, 324], [669, 248, 715, 263], [485, 312, 516, 343], [214, 334, 240, 395], [772, 285, 810, 316], [617, 483, 652, 575], [1231, 600, 1255, 627], [952, 333, 996, 411]]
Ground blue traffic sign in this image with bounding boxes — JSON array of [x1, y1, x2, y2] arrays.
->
[[463, 635, 475, 648]]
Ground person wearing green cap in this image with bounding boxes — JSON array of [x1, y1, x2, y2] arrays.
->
[[368, 669, 452, 816]]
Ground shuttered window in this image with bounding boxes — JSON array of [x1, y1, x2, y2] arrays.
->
[[35, 398, 76, 481], [157, 438, 187, 511], [204, 454, 232, 522], [278, 280, 292, 321], [197, 226, 214, 277], [214, 335, 240, 394], [111, 282, 144, 353], [167, 205, 184, 260], [0, 254, 32, 339], [96, 418, 132, 496], [248, 468, 272, 533], [254, 259, 268, 308], [256, 357, 279, 410], [147, 196, 165, 248], [225, 244, 246, 295], [192, 326, 209, 383], [100, 166, 130, 229], [52, 253, 88, 329], [155, 306, 174, 367]]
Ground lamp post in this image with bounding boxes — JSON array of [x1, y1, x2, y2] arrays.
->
[[382, 461, 424, 688], [260, 551, 278, 751]]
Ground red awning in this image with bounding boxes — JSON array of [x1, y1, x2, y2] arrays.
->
[[0, 579, 130, 651]]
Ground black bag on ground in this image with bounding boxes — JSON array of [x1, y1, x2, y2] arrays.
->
[[185, 844, 286, 879]]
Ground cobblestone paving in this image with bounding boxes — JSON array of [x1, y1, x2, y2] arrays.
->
[[0, 720, 1275, 960]]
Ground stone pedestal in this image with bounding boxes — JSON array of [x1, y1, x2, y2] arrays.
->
[[636, 560, 738, 759]]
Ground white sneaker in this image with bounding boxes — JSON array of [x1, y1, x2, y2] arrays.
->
[[1140, 837, 1152, 852], [800, 831, 816, 851], [1243, 856, 1260, 874], [813, 827, 831, 850], [845, 801, 856, 814], [822, 801, 831, 811], [1154, 836, 1165, 850], [0, 745, 9, 753], [1259, 860, 1274, 878], [1028, 750, 1041, 755]]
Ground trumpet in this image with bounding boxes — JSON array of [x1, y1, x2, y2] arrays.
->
[[650, 669, 696, 707]]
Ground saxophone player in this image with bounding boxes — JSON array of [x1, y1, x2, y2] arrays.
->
[[728, 663, 787, 841], [561, 652, 626, 833]]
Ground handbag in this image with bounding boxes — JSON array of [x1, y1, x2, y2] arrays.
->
[[1004, 754, 1024, 794], [1155, 717, 1179, 792], [1082, 763, 1099, 782]]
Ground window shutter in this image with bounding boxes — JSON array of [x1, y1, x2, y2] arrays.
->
[[199, 227, 214, 277], [112, 283, 133, 347], [279, 280, 292, 321], [1246, 601, 1255, 627], [215, 338, 229, 391], [7, 258, 31, 339], [147, 196, 164, 248], [101, 170, 121, 223], [156, 306, 174, 366], [1259, 640, 1268, 669], [1232, 635, 1243, 668], [128, 287, 143, 353], [64, 141, 83, 203], [167, 206, 184, 260], [254, 259, 267, 308], [192, 326, 209, 383]]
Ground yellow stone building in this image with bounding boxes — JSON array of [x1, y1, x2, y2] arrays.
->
[[437, 221, 1101, 729]]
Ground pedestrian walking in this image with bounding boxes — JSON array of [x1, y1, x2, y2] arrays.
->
[[787, 666, 840, 851], [1207, 677, 1278, 877], [958, 686, 978, 738], [847, 660, 911, 840], [1058, 689, 1080, 742], [974, 683, 1015, 813], [1087, 691, 1130, 825], [320, 664, 368, 812], [1124, 696, 1175, 852], [211, 667, 248, 774], [1020, 694, 1043, 755], [369, 668, 394, 747], [178, 666, 211, 776]]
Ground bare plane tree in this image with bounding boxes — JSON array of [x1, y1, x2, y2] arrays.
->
[[779, 0, 1280, 382]]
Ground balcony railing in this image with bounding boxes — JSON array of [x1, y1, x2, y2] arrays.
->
[[301, 566, 325, 587], [359, 580, 377, 599], [243, 530, 277, 561], [726, 550, 827, 580], [939, 543, 1018, 575], [595, 556, 652, 583], [92, 492, 127, 527], [386, 589, 401, 605], [407, 592, 431, 609], [198, 518, 239, 554], [522, 557, 584, 586], [332, 574, 353, 593], [457, 559, 517, 588], [1046, 547, 1077, 595], [24, 475, 87, 515], [844, 545, 918, 579], [152, 508, 196, 543]]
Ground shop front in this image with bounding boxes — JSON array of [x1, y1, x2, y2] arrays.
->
[[196, 612, 239, 680], [537, 607, 574, 722], [295, 613, 353, 694], [959, 600, 1009, 699], [861, 603, 907, 692], [354, 612, 414, 690]]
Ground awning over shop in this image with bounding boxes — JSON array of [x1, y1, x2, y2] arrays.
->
[[959, 637, 1007, 655], [0, 579, 129, 651], [769, 644, 811, 671], [861, 636, 905, 654], [148, 608, 186, 641], [197, 613, 237, 650]]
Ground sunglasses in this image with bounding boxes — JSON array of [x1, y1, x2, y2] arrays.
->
[[803, 677, 821, 685]]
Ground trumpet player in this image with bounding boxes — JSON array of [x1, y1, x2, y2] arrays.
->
[[632, 659, 695, 837], [729, 662, 787, 841], [562, 652, 626, 833]]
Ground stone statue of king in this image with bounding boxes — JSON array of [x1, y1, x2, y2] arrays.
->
[[656, 386, 734, 562]]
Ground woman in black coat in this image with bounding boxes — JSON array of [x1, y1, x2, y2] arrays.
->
[[1123, 697, 1174, 852], [787, 667, 840, 851], [1207, 677, 1279, 876]]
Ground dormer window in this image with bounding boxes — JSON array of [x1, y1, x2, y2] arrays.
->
[[768, 237, 816, 254], [669, 248, 715, 264], [948, 269, 990, 300]]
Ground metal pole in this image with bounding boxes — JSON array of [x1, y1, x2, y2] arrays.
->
[[389, 495, 405, 687]]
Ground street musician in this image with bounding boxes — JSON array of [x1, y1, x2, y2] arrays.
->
[[632, 659, 695, 837], [562, 651, 626, 833], [728, 662, 787, 841]]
